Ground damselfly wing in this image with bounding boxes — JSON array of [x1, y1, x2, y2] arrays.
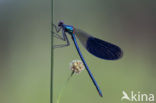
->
[[75, 29, 123, 60]]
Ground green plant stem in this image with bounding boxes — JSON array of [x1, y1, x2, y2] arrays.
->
[[50, 0, 53, 103], [56, 72, 74, 103]]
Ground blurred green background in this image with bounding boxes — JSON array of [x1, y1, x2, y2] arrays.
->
[[0, 0, 156, 103]]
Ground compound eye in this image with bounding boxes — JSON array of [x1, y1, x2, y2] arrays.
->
[[58, 21, 64, 26]]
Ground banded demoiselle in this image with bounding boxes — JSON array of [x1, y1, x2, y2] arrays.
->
[[53, 21, 123, 97]]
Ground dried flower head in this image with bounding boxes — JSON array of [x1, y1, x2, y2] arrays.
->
[[70, 60, 84, 74]]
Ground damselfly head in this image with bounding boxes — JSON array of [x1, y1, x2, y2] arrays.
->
[[58, 20, 64, 27], [70, 60, 84, 74]]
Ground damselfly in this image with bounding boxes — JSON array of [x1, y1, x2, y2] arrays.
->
[[53, 21, 123, 97]]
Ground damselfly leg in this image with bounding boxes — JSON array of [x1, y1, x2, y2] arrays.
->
[[53, 24, 70, 48]]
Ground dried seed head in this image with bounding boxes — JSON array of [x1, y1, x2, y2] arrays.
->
[[70, 60, 84, 74]]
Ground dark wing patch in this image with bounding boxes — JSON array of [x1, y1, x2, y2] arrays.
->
[[86, 37, 123, 60]]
